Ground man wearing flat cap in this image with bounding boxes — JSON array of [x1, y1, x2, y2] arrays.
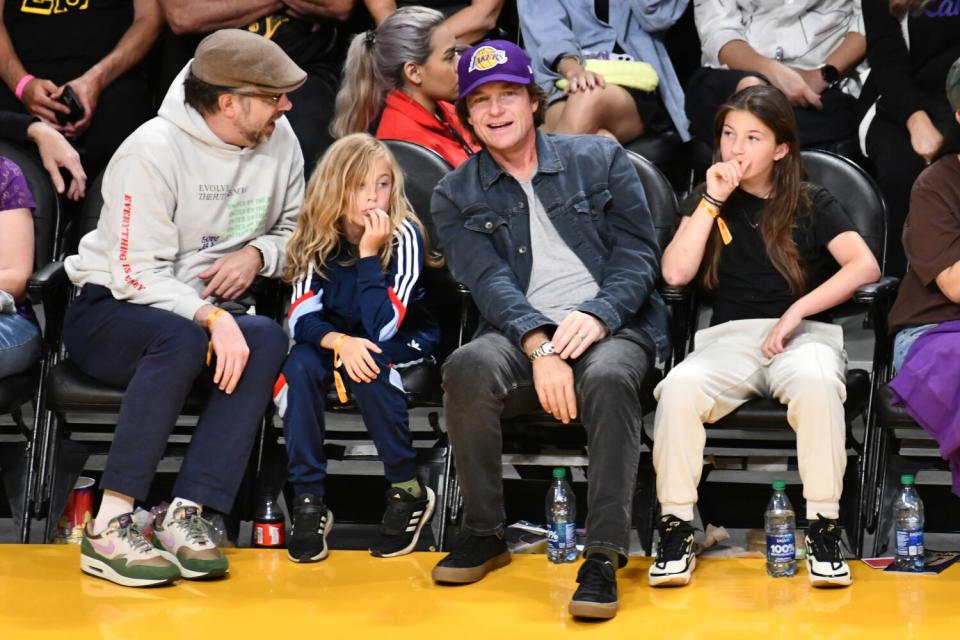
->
[[63, 29, 305, 588]]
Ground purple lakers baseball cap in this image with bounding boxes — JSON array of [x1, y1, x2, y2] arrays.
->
[[458, 40, 535, 99], [948, 55, 960, 111]]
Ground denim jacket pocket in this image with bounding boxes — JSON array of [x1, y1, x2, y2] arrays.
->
[[572, 188, 613, 220], [463, 209, 508, 234]]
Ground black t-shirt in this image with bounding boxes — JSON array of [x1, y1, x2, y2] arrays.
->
[[4, 0, 134, 82], [682, 184, 857, 326]]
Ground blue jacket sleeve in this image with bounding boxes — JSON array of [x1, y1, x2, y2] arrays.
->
[[431, 179, 554, 349], [356, 219, 424, 342], [628, 0, 689, 33], [288, 264, 338, 346], [517, 0, 580, 75], [576, 143, 663, 332]]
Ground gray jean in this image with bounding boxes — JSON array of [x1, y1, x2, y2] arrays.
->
[[441, 328, 653, 565]]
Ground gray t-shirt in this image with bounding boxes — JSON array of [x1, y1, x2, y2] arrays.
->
[[519, 179, 599, 324]]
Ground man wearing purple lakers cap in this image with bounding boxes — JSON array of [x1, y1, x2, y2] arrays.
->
[[430, 40, 668, 620]]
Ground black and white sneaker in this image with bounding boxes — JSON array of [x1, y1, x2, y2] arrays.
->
[[568, 556, 619, 620], [369, 484, 435, 558], [287, 494, 333, 563], [805, 514, 851, 588], [648, 514, 697, 587]]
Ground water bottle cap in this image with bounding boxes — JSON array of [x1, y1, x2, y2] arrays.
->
[[552, 467, 566, 479], [772, 480, 786, 491], [901, 474, 915, 485]]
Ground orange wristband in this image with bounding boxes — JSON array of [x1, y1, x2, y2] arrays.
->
[[204, 308, 226, 366], [700, 197, 732, 245], [332, 334, 349, 404]]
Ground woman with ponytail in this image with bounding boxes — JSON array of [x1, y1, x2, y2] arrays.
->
[[331, 6, 478, 167], [649, 86, 879, 590]]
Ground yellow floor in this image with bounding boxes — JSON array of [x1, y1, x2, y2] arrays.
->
[[0, 546, 956, 638]]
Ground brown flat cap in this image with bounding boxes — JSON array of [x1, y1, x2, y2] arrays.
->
[[192, 29, 307, 94]]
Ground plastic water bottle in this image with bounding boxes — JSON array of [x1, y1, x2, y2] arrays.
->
[[765, 480, 796, 577], [894, 474, 925, 572], [546, 467, 578, 563]]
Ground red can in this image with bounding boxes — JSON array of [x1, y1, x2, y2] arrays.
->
[[53, 477, 95, 543]]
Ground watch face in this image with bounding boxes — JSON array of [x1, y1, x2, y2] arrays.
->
[[821, 65, 839, 84], [542, 341, 555, 355]]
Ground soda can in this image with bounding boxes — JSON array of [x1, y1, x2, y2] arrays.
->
[[52, 477, 95, 544]]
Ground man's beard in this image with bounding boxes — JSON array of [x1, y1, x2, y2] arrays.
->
[[239, 119, 274, 146]]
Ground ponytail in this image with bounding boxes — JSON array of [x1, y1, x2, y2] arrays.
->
[[330, 6, 446, 139], [330, 31, 384, 138]]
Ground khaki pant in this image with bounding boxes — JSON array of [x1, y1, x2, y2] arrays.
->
[[653, 319, 847, 521]]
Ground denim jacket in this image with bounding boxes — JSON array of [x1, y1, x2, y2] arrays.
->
[[431, 132, 669, 359]]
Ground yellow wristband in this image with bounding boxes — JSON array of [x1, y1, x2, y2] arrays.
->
[[700, 197, 732, 245], [332, 334, 350, 405], [205, 307, 226, 333]]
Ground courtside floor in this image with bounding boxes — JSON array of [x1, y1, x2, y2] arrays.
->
[[0, 547, 955, 638]]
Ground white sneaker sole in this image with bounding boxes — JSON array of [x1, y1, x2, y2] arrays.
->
[[372, 487, 436, 558], [649, 555, 696, 587], [807, 559, 852, 588], [81, 555, 176, 588], [288, 510, 335, 563]]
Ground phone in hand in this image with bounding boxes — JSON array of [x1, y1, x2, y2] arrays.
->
[[55, 85, 85, 125]]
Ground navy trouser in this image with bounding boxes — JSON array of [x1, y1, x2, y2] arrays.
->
[[63, 284, 288, 512], [280, 337, 423, 497]]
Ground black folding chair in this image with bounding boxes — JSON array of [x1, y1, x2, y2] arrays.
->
[[0, 141, 62, 542], [658, 150, 897, 556]]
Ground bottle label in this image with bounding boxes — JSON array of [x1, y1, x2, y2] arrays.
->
[[253, 521, 285, 547], [896, 528, 924, 558], [766, 532, 795, 563], [547, 522, 576, 551]]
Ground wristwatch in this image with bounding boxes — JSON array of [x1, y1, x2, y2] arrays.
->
[[820, 64, 840, 87], [528, 340, 556, 362]]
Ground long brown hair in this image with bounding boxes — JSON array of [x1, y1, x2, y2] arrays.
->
[[888, 0, 929, 19], [699, 85, 810, 295], [284, 134, 437, 283]]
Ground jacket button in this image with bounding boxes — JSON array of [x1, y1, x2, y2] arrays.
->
[[484, 221, 493, 230], [518, 246, 527, 254]]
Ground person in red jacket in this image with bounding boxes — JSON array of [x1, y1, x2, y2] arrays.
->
[[330, 6, 478, 167]]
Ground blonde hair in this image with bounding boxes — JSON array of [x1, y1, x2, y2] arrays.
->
[[284, 133, 433, 282], [330, 6, 445, 138]]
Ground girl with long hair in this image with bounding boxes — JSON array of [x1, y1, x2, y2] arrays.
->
[[276, 133, 439, 563], [649, 85, 880, 589], [330, 6, 478, 166]]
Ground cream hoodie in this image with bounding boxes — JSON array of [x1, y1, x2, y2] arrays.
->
[[65, 62, 304, 320]]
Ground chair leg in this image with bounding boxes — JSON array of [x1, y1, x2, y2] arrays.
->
[[436, 439, 454, 551], [36, 408, 62, 543], [19, 361, 48, 543]]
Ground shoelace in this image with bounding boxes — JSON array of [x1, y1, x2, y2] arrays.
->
[[808, 514, 845, 564], [173, 513, 212, 546], [656, 520, 694, 563], [576, 558, 614, 590], [116, 523, 156, 555]]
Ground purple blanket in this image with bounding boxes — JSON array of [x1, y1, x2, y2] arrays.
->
[[889, 319, 960, 496]]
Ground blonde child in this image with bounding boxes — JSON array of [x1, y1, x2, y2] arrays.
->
[[276, 133, 439, 562]]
